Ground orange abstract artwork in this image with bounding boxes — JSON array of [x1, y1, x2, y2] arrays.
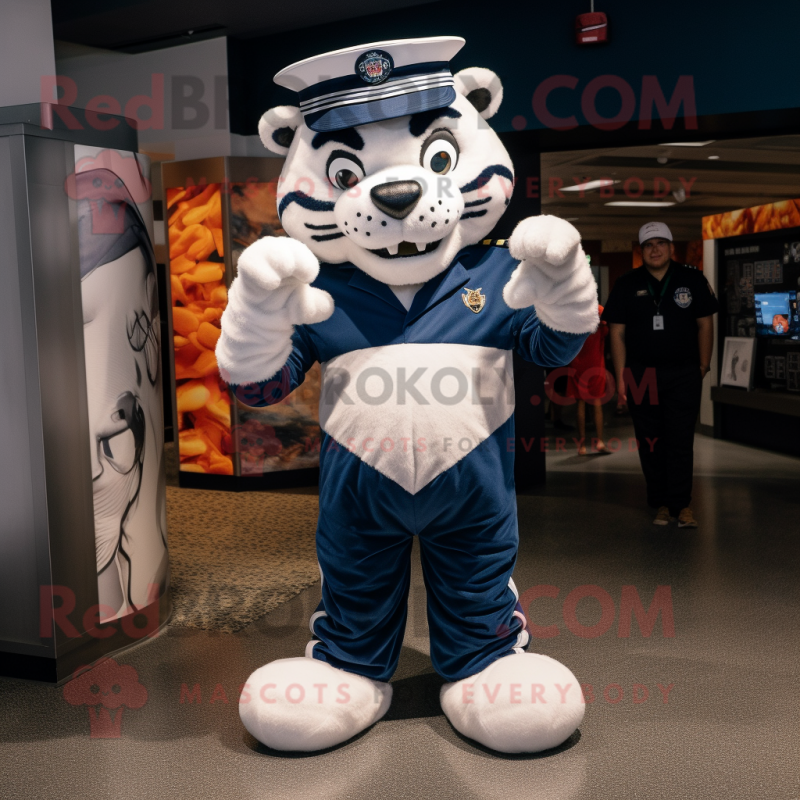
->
[[702, 199, 800, 240], [167, 184, 234, 475], [236, 363, 322, 475], [227, 180, 323, 476]]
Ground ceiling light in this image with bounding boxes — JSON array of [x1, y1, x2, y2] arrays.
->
[[660, 140, 716, 147], [708, 155, 720, 160], [562, 179, 620, 193], [656, 156, 669, 164], [605, 201, 676, 208]]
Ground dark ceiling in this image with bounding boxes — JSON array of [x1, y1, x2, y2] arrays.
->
[[51, 0, 437, 53], [541, 136, 800, 241]]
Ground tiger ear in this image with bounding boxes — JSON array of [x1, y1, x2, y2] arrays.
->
[[454, 68, 503, 120], [258, 106, 303, 156]]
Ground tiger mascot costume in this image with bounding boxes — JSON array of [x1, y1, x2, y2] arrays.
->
[[217, 36, 599, 754]]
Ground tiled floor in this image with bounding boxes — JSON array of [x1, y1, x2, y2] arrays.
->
[[1, 421, 798, 800]]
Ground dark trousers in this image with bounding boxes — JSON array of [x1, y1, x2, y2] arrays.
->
[[309, 419, 530, 683], [627, 364, 702, 515]]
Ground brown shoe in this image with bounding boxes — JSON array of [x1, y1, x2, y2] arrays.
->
[[653, 506, 670, 526], [677, 508, 698, 528]]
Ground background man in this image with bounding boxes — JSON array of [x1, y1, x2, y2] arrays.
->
[[603, 222, 718, 527]]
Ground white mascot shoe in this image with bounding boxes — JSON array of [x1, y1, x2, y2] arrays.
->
[[440, 653, 585, 753], [240, 657, 392, 751]]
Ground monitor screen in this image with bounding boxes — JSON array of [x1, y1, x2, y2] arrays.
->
[[754, 291, 799, 336]]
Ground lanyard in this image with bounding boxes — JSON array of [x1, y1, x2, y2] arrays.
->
[[646, 266, 672, 314]]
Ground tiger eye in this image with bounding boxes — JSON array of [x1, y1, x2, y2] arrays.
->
[[430, 151, 451, 174], [335, 169, 359, 190]]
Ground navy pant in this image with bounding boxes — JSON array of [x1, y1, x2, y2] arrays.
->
[[627, 364, 702, 515], [307, 420, 531, 683]]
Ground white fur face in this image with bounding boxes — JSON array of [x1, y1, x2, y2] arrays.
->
[[267, 84, 514, 286]]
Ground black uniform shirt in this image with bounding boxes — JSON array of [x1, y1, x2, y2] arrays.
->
[[602, 262, 719, 368]]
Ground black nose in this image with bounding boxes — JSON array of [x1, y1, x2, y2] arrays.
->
[[370, 180, 422, 219]]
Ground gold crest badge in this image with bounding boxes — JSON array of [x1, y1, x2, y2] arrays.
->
[[462, 287, 486, 314]]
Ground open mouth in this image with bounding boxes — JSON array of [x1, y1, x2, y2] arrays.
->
[[369, 239, 443, 259]]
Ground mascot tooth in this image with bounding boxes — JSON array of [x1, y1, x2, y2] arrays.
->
[[218, 36, 599, 753]]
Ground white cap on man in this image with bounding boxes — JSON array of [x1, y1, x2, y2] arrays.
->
[[638, 221, 673, 244]]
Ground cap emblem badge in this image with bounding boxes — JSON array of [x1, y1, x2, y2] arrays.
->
[[356, 50, 393, 85]]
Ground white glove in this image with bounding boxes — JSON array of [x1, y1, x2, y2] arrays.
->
[[502, 215, 599, 334], [216, 237, 334, 385]]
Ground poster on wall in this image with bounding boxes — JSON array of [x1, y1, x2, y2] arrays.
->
[[71, 145, 169, 622], [166, 183, 234, 476], [228, 180, 322, 475], [720, 336, 756, 390]]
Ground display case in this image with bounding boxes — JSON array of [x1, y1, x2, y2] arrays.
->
[[704, 200, 800, 454], [162, 157, 322, 490]]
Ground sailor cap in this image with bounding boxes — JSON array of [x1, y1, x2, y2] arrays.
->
[[274, 36, 465, 132]]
